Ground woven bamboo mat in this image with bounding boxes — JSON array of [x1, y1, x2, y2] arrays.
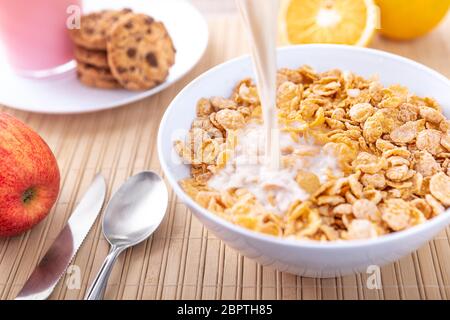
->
[[1, 14, 450, 300]]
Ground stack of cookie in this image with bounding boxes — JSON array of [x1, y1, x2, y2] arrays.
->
[[69, 9, 176, 91]]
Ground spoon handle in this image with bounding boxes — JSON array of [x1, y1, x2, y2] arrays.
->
[[85, 245, 123, 300]]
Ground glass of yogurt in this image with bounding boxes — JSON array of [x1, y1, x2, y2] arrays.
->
[[0, 0, 81, 78]]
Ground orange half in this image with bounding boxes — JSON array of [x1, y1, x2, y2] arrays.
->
[[279, 0, 378, 46]]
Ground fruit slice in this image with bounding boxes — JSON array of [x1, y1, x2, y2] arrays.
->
[[279, 0, 378, 46]]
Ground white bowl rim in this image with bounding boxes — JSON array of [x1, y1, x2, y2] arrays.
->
[[158, 44, 450, 250]]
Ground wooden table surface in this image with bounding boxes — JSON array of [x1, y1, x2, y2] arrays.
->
[[1, 2, 450, 300]]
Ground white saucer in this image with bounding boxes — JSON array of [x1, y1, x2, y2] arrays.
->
[[0, 0, 208, 114]]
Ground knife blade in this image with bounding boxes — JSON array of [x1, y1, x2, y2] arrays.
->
[[15, 174, 107, 300]]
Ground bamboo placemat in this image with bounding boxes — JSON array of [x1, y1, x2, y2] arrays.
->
[[1, 14, 450, 300]]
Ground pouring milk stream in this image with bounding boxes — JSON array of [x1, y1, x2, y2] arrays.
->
[[208, 0, 341, 214], [236, 0, 280, 170]]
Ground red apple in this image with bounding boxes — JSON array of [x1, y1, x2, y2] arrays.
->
[[0, 112, 60, 237]]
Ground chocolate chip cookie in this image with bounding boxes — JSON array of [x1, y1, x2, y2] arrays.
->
[[76, 62, 115, 80], [77, 72, 122, 89], [69, 9, 132, 50], [107, 14, 176, 90], [76, 62, 122, 89], [74, 46, 109, 68]]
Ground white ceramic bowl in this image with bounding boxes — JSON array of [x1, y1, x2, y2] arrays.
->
[[158, 45, 450, 278]]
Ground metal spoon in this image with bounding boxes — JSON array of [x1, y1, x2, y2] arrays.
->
[[85, 171, 168, 300]]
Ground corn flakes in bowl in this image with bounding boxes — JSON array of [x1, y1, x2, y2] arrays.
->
[[158, 45, 450, 277]]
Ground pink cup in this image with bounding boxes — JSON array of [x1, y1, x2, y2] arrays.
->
[[0, 0, 82, 77]]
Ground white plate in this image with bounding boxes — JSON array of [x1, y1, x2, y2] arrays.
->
[[0, 0, 208, 114]]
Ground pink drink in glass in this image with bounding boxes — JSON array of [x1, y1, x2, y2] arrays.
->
[[0, 0, 81, 77]]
